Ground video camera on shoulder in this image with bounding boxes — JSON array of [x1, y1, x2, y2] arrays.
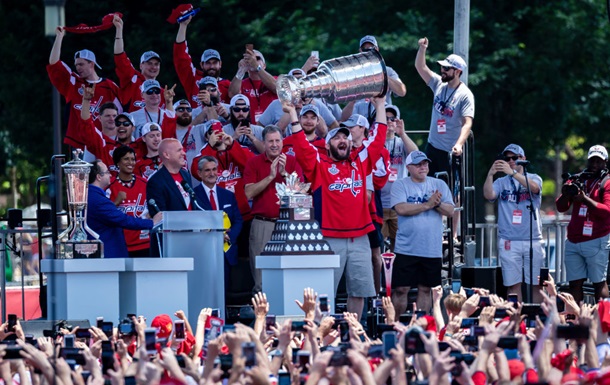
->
[[561, 170, 600, 196]]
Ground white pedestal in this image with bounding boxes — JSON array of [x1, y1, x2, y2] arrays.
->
[[41, 259, 125, 324], [257, 254, 340, 316], [119, 258, 193, 322]]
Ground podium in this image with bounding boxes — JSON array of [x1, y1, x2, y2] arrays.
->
[[119, 258, 193, 322], [41, 259, 125, 324], [161, 211, 224, 325], [257, 254, 340, 315]]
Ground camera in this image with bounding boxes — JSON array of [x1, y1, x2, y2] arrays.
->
[[561, 170, 600, 196], [118, 318, 135, 336]]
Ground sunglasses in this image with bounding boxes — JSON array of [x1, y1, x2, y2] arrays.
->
[[504, 155, 519, 161], [232, 107, 250, 113], [115, 121, 132, 127], [205, 87, 218, 93], [176, 107, 192, 112], [386, 117, 397, 121], [145, 88, 161, 95], [441, 66, 454, 71]]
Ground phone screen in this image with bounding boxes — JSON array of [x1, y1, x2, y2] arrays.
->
[[539, 268, 549, 286], [265, 315, 276, 333], [452, 280, 461, 293], [7, 314, 16, 330], [382, 331, 397, 357], [319, 295, 329, 312], [174, 321, 185, 340], [242, 342, 256, 367], [144, 329, 156, 354]]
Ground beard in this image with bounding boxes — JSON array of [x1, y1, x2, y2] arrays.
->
[[328, 143, 350, 161], [441, 72, 455, 83], [230, 113, 250, 128], [177, 115, 192, 127], [205, 68, 221, 78]]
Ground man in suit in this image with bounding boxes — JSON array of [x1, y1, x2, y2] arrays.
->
[[194, 155, 243, 271]]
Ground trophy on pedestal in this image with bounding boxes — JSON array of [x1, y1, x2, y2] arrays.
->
[[261, 173, 332, 255], [276, 50, 388, 105], [56, 149, 103, 259]]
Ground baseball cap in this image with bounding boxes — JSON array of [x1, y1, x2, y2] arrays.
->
[[253, 49, 266, 64], [151, 314, 173, 339], [359, 35, 378, 48], [437, 54, 467, 71], [74, 49, 102, 69], [300, 104, 320, 117], [141, 79, 161, 93], [502, 144, 525, 157], [385, 104, 401, 119], [173, 99, 191, 110], [326, 127, 352, 144], [405, 150, 432, 166], [115, 112, 135, 126], [230, 94, 250, 107], [141, 122, 162, 136], [341, 114, 370, 130], [140, 51, 161, 64], [588, 144, 609, 161], [197, 76, 218, 88], [201, 49, 221, 63]]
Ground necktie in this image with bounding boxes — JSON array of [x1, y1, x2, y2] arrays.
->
[[210, 190, 217, 210]]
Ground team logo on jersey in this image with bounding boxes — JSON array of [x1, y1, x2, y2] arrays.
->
[[328, 170, 363, 197], [328, 164, 339, 175], [217, 162, 242, 183], [351, 162, 358, 169], [118, 193, 147, 216], [73, 96, 103, 120], [133, 100, 146, 108], [286, 148, 295, 156], [141, 166, 157, 180]]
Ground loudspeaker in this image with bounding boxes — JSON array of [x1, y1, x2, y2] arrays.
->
[[7, 209, 22, 229], [461, 266, 499, 294], [21, 319, 91, 338]]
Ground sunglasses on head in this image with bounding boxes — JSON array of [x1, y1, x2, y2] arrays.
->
[[233, 107, 250, 113], [504, 155, 519, 161], [441, 66, 454, 71], [176, 107, 192, 112], [116, 121, 132, 127], [145, 88, 161, 95]]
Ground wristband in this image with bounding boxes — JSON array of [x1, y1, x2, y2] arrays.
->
[[291, 121, 300, 127]]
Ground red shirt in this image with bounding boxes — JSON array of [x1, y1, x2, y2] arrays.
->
[[240, 78, 277, 124], [47, 61, 121, 149], [135, 156, 162, 180], [291, 123, 387, 238], [191, 143, 256, 220], [556, 178, 610, 243], [172, 41, 230, 107], [114, 52, 165, 112], [170, 172, 192, 210], [282, 134, 326, 156], [243, 152, 303, 219], [107, 175, 150, 251]]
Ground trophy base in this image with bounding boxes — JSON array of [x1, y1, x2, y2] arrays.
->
[[56, 240, 103, 259]]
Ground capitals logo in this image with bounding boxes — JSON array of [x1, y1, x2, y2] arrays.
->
[[328, 170, 363, 197], [217, 162, 242, 184], [118, 193, 147, 217]]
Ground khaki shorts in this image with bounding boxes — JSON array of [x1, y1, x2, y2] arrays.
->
[[326, 236, 375, 298]]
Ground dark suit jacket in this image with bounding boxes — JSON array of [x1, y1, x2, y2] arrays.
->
[[194, 184, 243, 266], [146, 167, 192, 214]]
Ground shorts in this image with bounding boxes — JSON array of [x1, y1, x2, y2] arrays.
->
[[382, 208, 397, 239], [326, 236, 375, 298], [498, 239, 545, 286], [367, 222, 383, 249], [564, 234, 610, 283], [391, 253, 442, 289]]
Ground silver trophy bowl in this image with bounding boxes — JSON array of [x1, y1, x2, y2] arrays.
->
[[277, 50, 388, 105]]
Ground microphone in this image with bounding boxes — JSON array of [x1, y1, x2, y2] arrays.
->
[[181, 180, 205, 211], [516, 160, 530, 166], [148, 199, 161, 215]]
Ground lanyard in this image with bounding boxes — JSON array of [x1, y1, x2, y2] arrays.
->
[[510, 176, 521, 205], [179, 125, 193, 148], [441, 83, 461, 108], [145, 109, 161, 125]]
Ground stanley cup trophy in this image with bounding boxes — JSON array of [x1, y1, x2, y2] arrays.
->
[[56, 149, 103, 259], [276, 50, 388, 105]]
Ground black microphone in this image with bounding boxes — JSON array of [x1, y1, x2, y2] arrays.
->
[[181, 180, 204, 211], [148, 199, 161, 215], [516, 160, 530, 166]]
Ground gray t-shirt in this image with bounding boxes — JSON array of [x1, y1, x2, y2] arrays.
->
[[426, 74, 475, 152], [223, 122, 264, 154], [390, 176, 454, 258], [257, 99, 337, 129], [352, 66, 402, 118], [380, 137, 409, 208], [490, 173, 543, 241], [131, 108, 174, 139]]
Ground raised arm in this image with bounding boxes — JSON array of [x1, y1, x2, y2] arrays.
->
[[415, 37, 434, 85], [49, 26, 65, 65], [113, 14, 124, 54]]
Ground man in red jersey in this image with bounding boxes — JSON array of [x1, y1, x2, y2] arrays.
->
[[47, 26, 121, 149], [134, 123, 163, 181], [282, 96, 387, 319], [107, 146, 151, 257], [112, 15, 163, 112], [173, 15, 230, 106], [282, 105, 326, 157], [244, 125, 303, 293]]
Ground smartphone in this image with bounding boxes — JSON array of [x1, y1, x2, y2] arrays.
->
[[339, 321, 350, 343], [382, 331, 397, 358], [174, 320, 185, 341], [144, 328, 157, 355], [452, 280, 461, 293], [522, 303, 542, 319], [101, 350, 114, 375], [124, 376, 136, 385], [4, 346, 22, 360], [372, 298, 383, 308], [556, 296, 566, 313], [219, 354, 233, 379], [478, 296, 491, 308], [508, 294, 519, 306], [75, 328, 92, 339], [242, 342, 256, 368], [495, 308, 509, 319], [404, 331, 428, 354], [61, 347, 86, 365], [292, 348, 300, 364], [101, 321, 113, 338], [222, 324, 236, 333], [497, 337, 519, 349], [64, 334, 75, 348], [297, 350, 310, 371], [539, 267, 549, 286], [460, 318, 479, 328], [329, 350, 350, 366], [126, 313, 136, 319], [367, 344, 384, 359], [176, 355, 186, 368], [438, 341, 450, 351], [96, 317, 104, 328], [266, 315, 276, 334], [415, 310, 427, 318], [278, 372, 291, 385], [246, 44, 254, 52], [556, 325, 590, 340], [399, 313, 413, 325], [319, 295, 329, 312], [101, 340, 112, 352], [7, 314, 16, 331], [464, 288, 475, 297], [211, 308, 220, 318], [291, 321, 306, 332], [311, 51, 319, 59]]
